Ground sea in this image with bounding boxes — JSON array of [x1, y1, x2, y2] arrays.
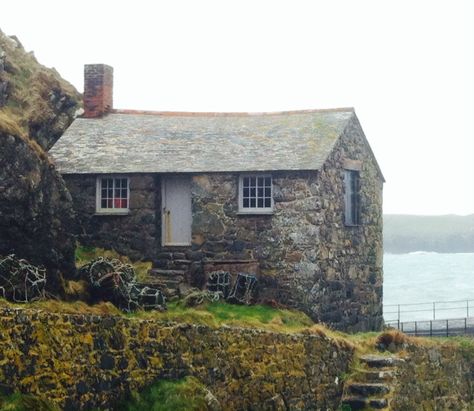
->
[[383, 252, 474, 323]]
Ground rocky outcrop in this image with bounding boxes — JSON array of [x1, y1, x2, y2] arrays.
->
[[0, 132, 76, 290], [0, 29, 80, 149], [0, 29, 81, 289]]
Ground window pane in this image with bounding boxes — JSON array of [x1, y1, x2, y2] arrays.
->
[[115, 188, 121, 198], [265, 198, 271, 208], [265, 187, 271, 197], [121, 178, 127, 188], [102, 188, 107, 198], [264, 177, 271, 186], [107, 199, 113, 208], [121, 189, 127, 199], [101, 199, 107, 208], [257, 177, 264, 186], [250, 177, 256, 187], [257, 198, 263, 208], [258, 187, 263, 197], [250, 198, 256, 207], [243, 198, 249, 208], [243, 188, 249, 197], [250, 188, 256, 197], [243, 177, 249, 187]]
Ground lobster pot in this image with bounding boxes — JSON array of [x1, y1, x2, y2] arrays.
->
[[132, 284, 166, 310], [206, 271, 231, 298]]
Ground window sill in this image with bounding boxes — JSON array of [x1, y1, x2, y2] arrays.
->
[[344, 223, 361, 227], [95, 210, 130, 216], [237, 210, 274, 216]]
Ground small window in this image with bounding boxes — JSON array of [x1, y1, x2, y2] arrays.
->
[[96, 176, 130, 214], [344, 170, 360, 225], [239, 175, 273, 214]]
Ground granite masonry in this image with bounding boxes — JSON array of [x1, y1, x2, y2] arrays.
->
[[50, 64, 384, 331]]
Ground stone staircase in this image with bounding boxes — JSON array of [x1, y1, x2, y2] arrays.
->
[[147, 251, 194, 298], [341, 354, 404, 410]]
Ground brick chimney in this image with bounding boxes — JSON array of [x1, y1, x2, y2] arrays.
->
[[83, 64, 113, 118]]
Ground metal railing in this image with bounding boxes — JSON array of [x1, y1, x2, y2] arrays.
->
[[384, 298, 474, 337], [384, 299, 474, 323], [385, 317, 474, 337]]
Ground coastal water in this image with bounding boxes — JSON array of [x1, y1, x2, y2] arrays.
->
[[383, 252, 474, 322]]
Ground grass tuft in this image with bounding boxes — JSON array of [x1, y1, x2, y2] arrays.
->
[[118, 376, 211, 411]]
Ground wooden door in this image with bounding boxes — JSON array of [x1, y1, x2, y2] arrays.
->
[[162, 175, 192, 246]]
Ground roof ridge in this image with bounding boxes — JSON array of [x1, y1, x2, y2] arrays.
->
[[108, 107, 354, 117]]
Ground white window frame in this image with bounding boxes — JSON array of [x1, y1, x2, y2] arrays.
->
[[95, 175, 130, 215], [238, 174, 274, 214]]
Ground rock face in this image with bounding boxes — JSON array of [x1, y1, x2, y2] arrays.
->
[[0, 29, 81, 289], [0, 132, 77, 289], [64, 115, 384, 331]]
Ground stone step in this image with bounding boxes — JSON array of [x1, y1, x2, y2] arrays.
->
[[171, 259, 192, 265], [341, 396, 388, 410], [148, 268, 186, 277], [360, 354, 405, 369], [358, 369, 395, 382], [341, 396, 366, 410], [368, 398, 389, 409], [348, 382, 390, 397]]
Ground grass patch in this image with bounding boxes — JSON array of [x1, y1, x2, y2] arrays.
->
[[118, 376, 210, 411], [75, 243, 152, 281], [133, 300, 315, 333]]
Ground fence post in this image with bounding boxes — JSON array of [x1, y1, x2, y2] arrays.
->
[[465, 318, 467, 334], [430, 320, 432, 337], [446, 319, 449, 337], [415, 321, 418, 336], [468, 300, 470, 318], [398, 304, 401, 322]]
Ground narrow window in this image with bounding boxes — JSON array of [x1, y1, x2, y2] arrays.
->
[[344, 170, 360, 225], [239, 175, 273, 214], [96, 176, 130, 213]]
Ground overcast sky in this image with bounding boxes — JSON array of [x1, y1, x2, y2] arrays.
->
[[2, 0, 473, 215]]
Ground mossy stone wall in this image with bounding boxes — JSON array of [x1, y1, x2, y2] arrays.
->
[[0, 307, 354, 410], [391, 343, 474, 410]]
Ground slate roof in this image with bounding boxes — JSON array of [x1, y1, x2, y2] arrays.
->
[[49, 108, 355, 174]]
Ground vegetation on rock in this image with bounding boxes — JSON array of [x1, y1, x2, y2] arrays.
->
[[0, 29, 80, 293]]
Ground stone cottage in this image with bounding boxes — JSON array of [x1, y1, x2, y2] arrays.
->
[[49, 64, 384, 331]]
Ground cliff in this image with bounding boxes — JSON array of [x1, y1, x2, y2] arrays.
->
[[0, 29, 81, 290]]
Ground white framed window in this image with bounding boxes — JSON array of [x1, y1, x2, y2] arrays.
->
[[344, 170, 360, 225], [238, 174, 273, 214], [96, 176, 130, 214]]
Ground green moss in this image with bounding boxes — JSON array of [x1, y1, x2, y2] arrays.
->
[[0, 391, 59, 411], [118, 377, 210, 411]]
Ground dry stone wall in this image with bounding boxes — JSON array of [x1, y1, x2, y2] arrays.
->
[[0, 307, 354, 410], [391, 343, 474, 410]]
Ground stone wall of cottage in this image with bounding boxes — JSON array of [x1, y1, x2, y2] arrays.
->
[[191, 116, 383, 331], [65, 174, 160, 261]]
